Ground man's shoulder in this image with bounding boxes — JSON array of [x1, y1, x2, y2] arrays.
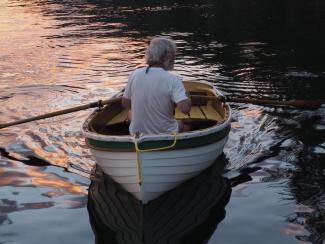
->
[[157, 69, 180, 82], [166, 71, 179, 80], [132, 67, 146, 76]]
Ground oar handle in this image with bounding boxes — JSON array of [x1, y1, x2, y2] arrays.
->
[[0, 97, 121, 129]]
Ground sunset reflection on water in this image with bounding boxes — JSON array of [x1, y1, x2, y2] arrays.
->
[[0, 0, 325, 243], [0, 160, 87, 195]]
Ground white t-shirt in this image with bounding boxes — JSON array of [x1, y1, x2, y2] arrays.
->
[[123, 67, 188, 135]]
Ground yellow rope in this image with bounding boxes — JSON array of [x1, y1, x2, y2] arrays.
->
[[134, 131, 177, 152], [133, 131, 177, 184]]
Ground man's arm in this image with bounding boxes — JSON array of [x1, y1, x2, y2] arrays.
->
[[177, 98, 191, 114], [122, 97, 131, 109]]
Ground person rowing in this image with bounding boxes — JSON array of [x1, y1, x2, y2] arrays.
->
[[122, 37, 191, 135]]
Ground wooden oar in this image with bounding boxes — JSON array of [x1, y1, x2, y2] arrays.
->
[[190, 95, 322, 109], [0, 97, 121, 129]]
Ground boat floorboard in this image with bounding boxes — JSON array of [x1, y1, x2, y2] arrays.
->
[[107, 109, 128, 125]]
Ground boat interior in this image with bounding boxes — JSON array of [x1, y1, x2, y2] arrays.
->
[[89, 81, 229, 136]]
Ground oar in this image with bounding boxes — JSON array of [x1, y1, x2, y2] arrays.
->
[[0, 97, 121, 129], [190, 95, 322, 109], [0, 94, 321, 130], [226, 97, 322, 109]]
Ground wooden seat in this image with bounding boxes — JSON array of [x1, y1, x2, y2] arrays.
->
[[108, 105, 224, 126], [189, 106, 206, 119], [200, 106, 223, 121], [175, 108, 190, 119], [175, 106, 223, 121]]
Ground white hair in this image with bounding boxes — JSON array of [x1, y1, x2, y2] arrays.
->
[[145, 37, 176, 65]]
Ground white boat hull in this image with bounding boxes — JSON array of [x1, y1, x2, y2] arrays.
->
[[90, 136, 228, 204]]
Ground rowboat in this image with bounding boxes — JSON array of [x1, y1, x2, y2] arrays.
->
[[82, 80, 231, 204]]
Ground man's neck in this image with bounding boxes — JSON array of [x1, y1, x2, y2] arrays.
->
[[150, 64, 165, 69]]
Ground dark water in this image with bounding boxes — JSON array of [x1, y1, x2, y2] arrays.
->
[[0, 0, 325, 243]]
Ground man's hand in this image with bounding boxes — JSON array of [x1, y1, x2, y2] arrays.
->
[[177, 98, 191, 115], [122, 97, 131, 109]]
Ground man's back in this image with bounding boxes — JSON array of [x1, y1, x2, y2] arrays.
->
[[123, 67, 187, 135]]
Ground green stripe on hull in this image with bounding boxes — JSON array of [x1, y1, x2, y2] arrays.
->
[[87, 125, 230, 152]]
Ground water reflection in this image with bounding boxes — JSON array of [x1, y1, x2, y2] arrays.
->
[[0, 153, 87, 196], [0, 198, 54, 225], [7, 0, 324, 99], [88, 158, 232, 244], [0, 152, 90, 241], [285, 117, 325, 243]]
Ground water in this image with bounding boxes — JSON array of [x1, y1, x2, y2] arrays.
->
[[0, 0, 324, 243]]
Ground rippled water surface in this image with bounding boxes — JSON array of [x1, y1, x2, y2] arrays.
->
[[0, 0, 324, 243]]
